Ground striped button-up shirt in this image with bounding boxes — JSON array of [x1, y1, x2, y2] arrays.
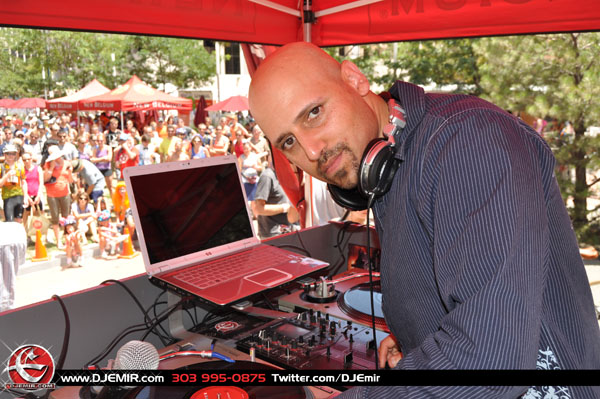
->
[[338, 82, 600, 398]]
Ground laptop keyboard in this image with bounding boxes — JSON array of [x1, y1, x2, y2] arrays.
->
[[173, 245, 294, 290]]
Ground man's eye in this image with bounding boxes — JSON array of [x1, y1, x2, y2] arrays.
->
[[282, 135, 296, 150], [308, 106, 321, 120]]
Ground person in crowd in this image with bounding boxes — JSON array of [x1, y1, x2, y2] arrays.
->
[[60, 215, 83, 268], [189, 134, 210, 159], [136, 134, 156, 165], [112, 181, 135, 240], [155, 117, 167, 139], [76, 136, 92, 161], [249, 124, 272, 168], [158, 124, 176, 162], [248, 42, 600, 398], [22, 151, 44, 232], [43, 145, 74, 248], [89, 132, 113, 198], [103, 117, 120, 149], [208, 125, 230, 157], [251, 166, 298, 238], [70, 158, 106, 204], [57, 128, 79, 160], [23, 123, 45, 163], [200, 124, 214, 147], [167, 135, 190, 162], [0, 144, 27, 223], [97, 209, 129, 260], [114, 133, 139, 178], [70, 192, 99, 243], [176, 117, 192, 138]]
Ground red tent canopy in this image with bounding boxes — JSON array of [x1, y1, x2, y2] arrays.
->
[[46, 79, 110, 112], [0, 1, 597, 47], [79, 75, 192, 112], [11, 98, 46, 109], [0, 99, 16, 108]]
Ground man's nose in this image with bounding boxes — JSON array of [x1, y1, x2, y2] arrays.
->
[[297, 132, 326, 162]]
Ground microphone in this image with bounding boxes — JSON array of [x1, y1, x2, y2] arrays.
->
[[93, 340, 159, 399]]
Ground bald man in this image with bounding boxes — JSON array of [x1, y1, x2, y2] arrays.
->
[[250, 42, 600, 398]]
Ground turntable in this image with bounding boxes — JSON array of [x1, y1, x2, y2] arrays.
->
[[278, 268, 388, 332]]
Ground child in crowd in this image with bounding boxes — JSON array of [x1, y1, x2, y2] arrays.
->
[[60, 215, 83, 268], [97, 210, 129, 259]]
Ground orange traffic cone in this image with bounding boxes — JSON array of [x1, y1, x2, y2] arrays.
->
[[32, 229, 49, 262], [119, 227, 139, 259]]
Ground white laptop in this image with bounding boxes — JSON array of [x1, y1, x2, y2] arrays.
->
[[123, 155, 328, 306]]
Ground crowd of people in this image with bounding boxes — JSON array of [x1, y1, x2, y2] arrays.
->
[[0, 108, 298, 268]]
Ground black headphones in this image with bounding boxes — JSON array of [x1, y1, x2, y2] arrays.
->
[[328, 96, 406, 211]]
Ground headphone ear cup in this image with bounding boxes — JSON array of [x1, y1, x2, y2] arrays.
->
[[359, 138, 399, 197], [327, 184, 368, 211]]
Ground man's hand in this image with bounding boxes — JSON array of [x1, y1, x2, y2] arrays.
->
[[378, 335, 403, 369]]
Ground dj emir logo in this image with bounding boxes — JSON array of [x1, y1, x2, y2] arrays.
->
[[5, 345, 56, 391], [215, 321, 240, 333]]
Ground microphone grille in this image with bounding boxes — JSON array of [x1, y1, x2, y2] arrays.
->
[[114, 340, 159, 370]]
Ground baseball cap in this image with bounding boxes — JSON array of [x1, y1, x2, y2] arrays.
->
[[71, 159, 82, 172], [3, 144, 18, 153], [118, 133, 130, 141], [176, 128, 187, 135]]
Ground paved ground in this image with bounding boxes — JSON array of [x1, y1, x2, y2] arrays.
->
[[13, 250, 146, 309]]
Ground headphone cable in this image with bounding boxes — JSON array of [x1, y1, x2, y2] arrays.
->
[[366, 194, 379, 370]]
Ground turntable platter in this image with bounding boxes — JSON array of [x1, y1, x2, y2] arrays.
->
[[337, 282, 386, 330], [124, 361, 310, 399]]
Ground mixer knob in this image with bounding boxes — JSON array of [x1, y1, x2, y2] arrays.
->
[[291, 339, 298, 349], [298, 335, 304, 344], [325, 314, 330, 321], [330, 321, 337, 335]]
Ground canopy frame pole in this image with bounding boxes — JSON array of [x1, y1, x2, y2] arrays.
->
[[120, 111, 124, 133], [249, 0, 384, 43]]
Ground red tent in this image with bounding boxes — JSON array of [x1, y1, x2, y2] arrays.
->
[[11, 98, 46, 109], [0, 99, 16, 108], [78, 75, 192, 112], [0, 1, 597, 47], [46, 79, 110, 112]]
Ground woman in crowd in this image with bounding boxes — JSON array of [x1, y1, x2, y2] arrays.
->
[[71, 192, 99, 243], [43, 145, 74, 248], [89, 131, 113, 197], [0, 144, 27, 223], [22, 151, 44, 231], [208, 125, 230, 156], [189, 134, 210, 159]]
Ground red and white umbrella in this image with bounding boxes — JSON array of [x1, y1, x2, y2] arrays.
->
[[205, 95, 249, 112]]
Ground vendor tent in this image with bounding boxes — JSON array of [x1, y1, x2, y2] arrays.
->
[[0, 1, 597, 47], [79, 75, 192, 112], [0, 99, 16, 108], [46, 79, 110, 112], [11, 98, 46, 109]]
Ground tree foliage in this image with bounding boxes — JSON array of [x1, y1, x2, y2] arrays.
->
[[330, 33, 600, 244], [0, 28, 215, 98]]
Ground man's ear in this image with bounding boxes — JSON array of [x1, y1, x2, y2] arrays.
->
[[341, 60, 370, 97]]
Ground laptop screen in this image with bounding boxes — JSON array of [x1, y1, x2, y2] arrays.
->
[[128, 162, 254, 265]]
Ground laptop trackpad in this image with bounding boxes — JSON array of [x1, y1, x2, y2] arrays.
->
[[244, 268, 292, 287]]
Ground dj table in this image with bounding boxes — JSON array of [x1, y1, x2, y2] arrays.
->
[[1, 222, 386, 399]]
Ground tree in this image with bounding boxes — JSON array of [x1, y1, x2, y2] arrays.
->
[[0, 28, 215, 98], [122, 36, 215, 94], [374, 39, 483, 96], [474, 33, 600, 242]]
